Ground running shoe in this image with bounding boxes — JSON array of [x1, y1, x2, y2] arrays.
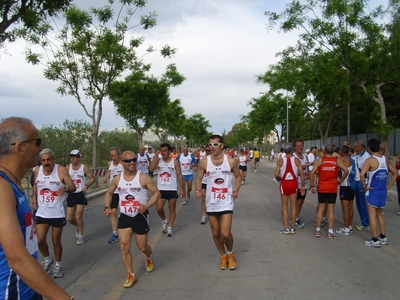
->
[[289, 228, 296, 234], [355, 225, 371, 231], [327, 232, 338, 239], [52, 265, 64, 278], [162, 220, 168, 233], [314, 230, 321, 238], [322, 217, 328, 226], [364, 239, 381, 248], [76, 236, 85, 245], [295, 220, 305, 229], [397, 211, 400, 216], [335, 228, 351, 236], [279, 228, 289, 234], [241, 181, 244, 185], [166, 227, 173, 237], [124, 273, 137, 288], [108, 233, 118, 244], [146, 256, 154, 272], [378, 236, 388, 245], [219, 254, 228, 270], [254, 170, 257, 173], [42, 257, 54, 273], [228, 253, 237, 270], [200, 216, 207, 224], [182, 199, 187, 205], [187, 192, 191, 200], [75, 229, 79, 239]]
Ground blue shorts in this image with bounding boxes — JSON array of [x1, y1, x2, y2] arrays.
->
[[366, 191, 387, 208], [255, 158, 260, 162], [182, 174, 194, 181]]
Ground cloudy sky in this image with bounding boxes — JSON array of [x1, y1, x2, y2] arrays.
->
[[0, 0, 388, 135]]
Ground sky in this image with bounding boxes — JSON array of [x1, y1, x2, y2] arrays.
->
[[0, 0, 389, 136]]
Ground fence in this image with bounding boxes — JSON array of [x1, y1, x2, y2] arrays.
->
[[277, 128, 400, 156]]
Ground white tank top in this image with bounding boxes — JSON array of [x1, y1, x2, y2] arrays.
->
[[136, 154, 150, 174], [293, 152, 308, 188], [157, 158, 177, 191], [205, 155, 234, 212], [108, 162, 123, 194], [36, 164, 66, 218], [69, 164, 86, 193], [118, 171, 148, 217], [179, 154, 195, 176], [238, 155, 247, 166]]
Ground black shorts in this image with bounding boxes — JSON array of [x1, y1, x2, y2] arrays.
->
[[160, 190, 178, 200], [35, 216, 66, 228], [239, 166, 247, 172], [111, 193, 119, 209], [201, 183, 207, 190], [297, 188, 307, 200], [207, 210, 233, 217], [318, 193, 337, 204], [118, 211, 150, 235], [66, 192, 87, 207], [340, 186, 355, 201], [30, 292, 43, 300]]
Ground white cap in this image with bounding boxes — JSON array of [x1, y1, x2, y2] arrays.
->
[[70, 149, 81, 156], [305, 149, 310, 152]]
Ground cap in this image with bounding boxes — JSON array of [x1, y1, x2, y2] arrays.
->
[[305, 149, 310, 152], [70, 149, 81, 156]]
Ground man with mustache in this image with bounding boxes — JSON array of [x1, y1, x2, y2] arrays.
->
[[31, 148, 76, 278]]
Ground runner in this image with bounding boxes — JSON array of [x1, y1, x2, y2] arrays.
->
[[237, 149, 249, 185], [177, 146, 198, 205]]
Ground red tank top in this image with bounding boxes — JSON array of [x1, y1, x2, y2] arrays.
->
[[317, 156, 338, 193]]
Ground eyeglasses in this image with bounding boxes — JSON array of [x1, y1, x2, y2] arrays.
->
[[208, 142, 222, 147], [11, 137, 42, 147], [205, 150, 211, 152], [123, 158, 137, 163]]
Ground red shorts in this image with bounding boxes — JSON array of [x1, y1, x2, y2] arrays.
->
[[280, 180, 298, 196]]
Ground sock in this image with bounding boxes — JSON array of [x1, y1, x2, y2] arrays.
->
[[328, 229, 334, 234], [316, 227, 321, 231], [379, 234, 385, 239], [227, 251, 233, 255], [45, 256, 51, 262], [349, 226, 353, 230], [372, 237, 378, 242], [55, 262, 62, 267], [146, 254, 152, 260], [113, 231, 118, 236], [78, 235, 84, 238]]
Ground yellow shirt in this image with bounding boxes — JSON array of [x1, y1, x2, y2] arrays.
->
[[254, 151, 260, 158]]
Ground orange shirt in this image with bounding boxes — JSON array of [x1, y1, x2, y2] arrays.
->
[[317, 156, 338, 193]]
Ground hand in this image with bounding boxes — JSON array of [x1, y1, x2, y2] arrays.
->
[[138, 204, 147, 214], [29, 200, 37, 211], [102, 177, 108, 184], [195, 189, 202, 198], [231, 190, 239, 199], [300, 187, 305, 196], [57, 187, 67, 196], [104, 207, 111, 217], [310, 186, 316, 194], [179, 188, 185, 198]]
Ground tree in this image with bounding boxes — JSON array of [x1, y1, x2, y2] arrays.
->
[[110, 64, 185, 146], [184, 114, 211, 147], [26, 0, 176, 167], [265, 0, 400, 143], [0, 0, 72, 49]]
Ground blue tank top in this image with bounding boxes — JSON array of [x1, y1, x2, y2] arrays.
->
[[0, 172, 37, 300]]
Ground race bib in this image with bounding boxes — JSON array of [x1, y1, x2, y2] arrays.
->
[[73, 179, 82, 189], [182, 163, 190, 170], [120, 198, 141, 217], [210, 186, 228, 204], [38, 189, 59, 207], [159, 172, 172, 185]]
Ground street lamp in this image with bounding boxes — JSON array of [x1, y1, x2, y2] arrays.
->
[[286, 91, 289, 143]]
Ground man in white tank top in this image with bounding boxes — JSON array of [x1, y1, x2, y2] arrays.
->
[[195, 135, 242, 271], [66, 149, 95, 245], [149, 143, 185, 237], [31, 148, 76, 279], [102, 147, 123, 244], [104, 151, 160, 288], [136, 146, 151, 175], [147, 147, 156, 179]]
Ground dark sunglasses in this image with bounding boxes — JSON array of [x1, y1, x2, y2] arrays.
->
[[11, 137, 42, 147], [205, 150, 211, 152], [208, 142, 222, 147], [123, 158, 137, 163]]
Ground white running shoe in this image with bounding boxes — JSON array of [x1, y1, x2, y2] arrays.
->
[[42, 257, 54, 274], [162, 220, 168, 233], [166, 227, 174, 237], [76, 236, 85, 245], [200, 216, 207, 224]]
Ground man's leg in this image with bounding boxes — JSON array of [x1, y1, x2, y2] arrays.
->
[[367, 204, 378, 238], [156, 198, 167, 221], [118, 227, 134, 274], [167, 198, 177, 227], [111, 208, 118, 233], [289, 193, 297, 229], [200, 189, 207, 224], [281, 194, 289, 229], [66, 206, 77, 227], [327, 203, 336, 231], [376, 207, 386, 236], [208, 215, 225, 255], [36, 223, 51, 257], [187, 179, 193, 196], [75, 204, 85, 236], [51, 226, 64, 263]]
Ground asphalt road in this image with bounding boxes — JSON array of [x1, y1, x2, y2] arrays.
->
[[41, 159, 400, 300]]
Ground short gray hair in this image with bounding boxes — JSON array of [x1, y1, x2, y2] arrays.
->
[[0, 117, 31, 159], [40, 148, 55, 159]]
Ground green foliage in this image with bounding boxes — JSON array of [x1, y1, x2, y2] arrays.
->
[[0, 0, 72, 49]]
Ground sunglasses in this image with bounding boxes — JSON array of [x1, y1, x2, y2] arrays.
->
[[123, 158, 137, 163], [208, 142, 222, 147], [205, 150, 211, 152], [11, 137, 42, 147]]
